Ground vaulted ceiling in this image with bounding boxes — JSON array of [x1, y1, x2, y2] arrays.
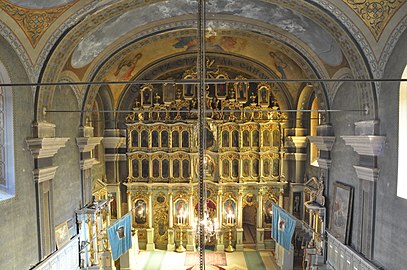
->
[[0, 0, 406, 123]]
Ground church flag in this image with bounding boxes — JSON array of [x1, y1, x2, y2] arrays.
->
[[272, 204, 296, 251], [108, 213, 132, 261]]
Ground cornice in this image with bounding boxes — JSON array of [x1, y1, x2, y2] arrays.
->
[[307, 136, 335, 151], [32, 166, 58, 183], [353, 165, 380, 182], [341, 135, 385, 156], [76, 137, 103, 153], [26, 137, 69, 159]]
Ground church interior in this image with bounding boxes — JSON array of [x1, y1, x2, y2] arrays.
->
[[0, 0, 406, 269]]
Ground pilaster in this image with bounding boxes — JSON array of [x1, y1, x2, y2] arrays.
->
[[284, 128, 307, 183], [26, 121, 69, 261], [340, 120, 385, 259]]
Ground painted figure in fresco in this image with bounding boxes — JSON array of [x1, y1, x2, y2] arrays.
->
[[269, 51, 287, 79], [114, 53, 142, 80]]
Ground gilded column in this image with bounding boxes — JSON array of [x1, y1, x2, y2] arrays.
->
[[169, 192, 174, 228], [257, 190, 263, 228], [256, 189, 265, 250], [127, 192, 132, 212], [235, 189, 244, 251], [215, 189, 224, 251], [146, 191, 155, 251], [279, 188, 284, 208], [167, 191, 175, 251], [186, 191, 196, 251], [237, 190, 243, 228], [148, 191, 153, 228]]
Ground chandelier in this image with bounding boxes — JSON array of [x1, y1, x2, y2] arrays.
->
[[192, 202, 219, 244]]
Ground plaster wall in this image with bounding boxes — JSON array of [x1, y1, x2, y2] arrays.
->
[[329, 81, 360, 249], [374, 29, 407, 270], [0, 38, 37, 269], [51, 86, 82, 226]]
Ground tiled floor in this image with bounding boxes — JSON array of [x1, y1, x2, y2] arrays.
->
[[130, 249, 282, 270]]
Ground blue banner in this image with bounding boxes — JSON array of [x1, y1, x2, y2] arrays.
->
[[272, 204, 296, 251], [108, 213, 132, 261]]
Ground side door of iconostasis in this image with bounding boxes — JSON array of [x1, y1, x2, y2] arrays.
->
[[153, 192, 169, 249]]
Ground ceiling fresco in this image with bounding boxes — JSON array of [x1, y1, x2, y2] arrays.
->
[[76, 30, 308, 109], [71, 0, 343, 69], [6, 0, 76, 9], [0, 0, 78, 47], [343, 0, 405, 40]]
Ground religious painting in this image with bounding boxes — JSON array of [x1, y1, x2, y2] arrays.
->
[[215, 74, 228, 99], [131, 130, 139, 147], [162, 160, 169, 178], [243, 130, 250, 147], [182, 131, 189, 148], [222, 159, 230, 177], [272, 129, 280, 147], [263, 130, 271, 147], [174, 199, 188, 225], [141, 84, 153, 108], [242, 159, 250, 177], [172, 131, 179, 147], [232, 159, 239, 178], [252, 159, 259, 177], [263, 159, 270, 177], [55, 221, 70, 249], [235, 77, 249, 103], [232, 130, 239, 147], [272, 159, 279, 177], [252, 130, 259, 147], [152, 130, 159, 147], [110, 192, 118, 219], [292, 192, 302, 219], [222, 130, 229, 147], [134, 199, 147, 225], [224, 198, 236, 225], [173, 160, 180, 178], [182, 159, 190, 178], [163, 82, 176, 104], [330, 182, 354, 245], [161, 131, 169, 147], [258, 83, 271, 107], [152, 159, 160, 178], [183, 74, 196, 100], [141, 130, 149, 147], [132, 159, 139, 178], [142, 159, 149, 178]]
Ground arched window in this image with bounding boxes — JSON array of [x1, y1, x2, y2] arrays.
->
[[398, 65, 407, 199], [0, 62, 15, 200], [310, 97, 319, 166]]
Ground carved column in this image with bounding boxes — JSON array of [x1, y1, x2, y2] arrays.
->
[[186, 192, 196, 251], [256, 189, 265, 250], [146, 191, 155, 251], [235, 189, 244, 251], [26, 122, 69, 260], [279, 188, 284, 208], [216, 189, 224, 251], [341, 120, 385, 259], [167, 192, 175, 251]]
